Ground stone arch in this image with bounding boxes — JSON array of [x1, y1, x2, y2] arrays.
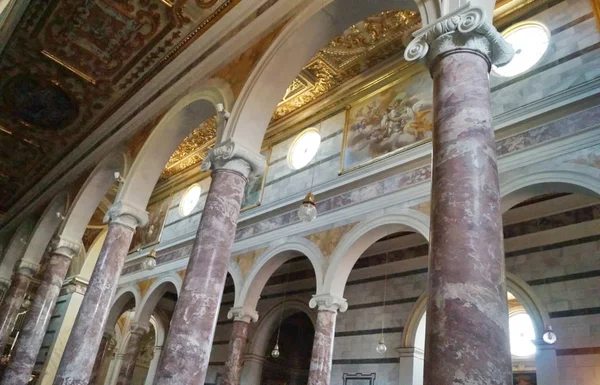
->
[[0, 217, 37, 281], [106, 286, 141, 333], [116, 79, 234, 210], [501, 163, 600, 212], [224, 0, 436, 154], [247, 298, 316, 358], [400, 273, 550, 346], [236, 237, 325, 312], [69, 227, 108, 281], [228, 260, 243, 305], [134, 274, 182, 325], [59, 151, 130, 243], [19, 193, 69, 270], [324, 208, 430, 298]]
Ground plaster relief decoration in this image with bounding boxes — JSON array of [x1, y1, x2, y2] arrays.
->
[[161, 116, 217, 179], [129, 195, 173, 253], [241, 148, 271, 211], [341, 71, 433, 172], [274, 10, 421, 122], [0, 0, 239, 220]]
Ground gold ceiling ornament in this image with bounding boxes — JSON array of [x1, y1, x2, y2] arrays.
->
[[161, 116, 218, 178], [272, 10, 420, 122]]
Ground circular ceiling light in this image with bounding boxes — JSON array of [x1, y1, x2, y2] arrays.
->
[[287, 128, 321, 170], [493, 22, 550, 78], [179, 184, 201, 216]]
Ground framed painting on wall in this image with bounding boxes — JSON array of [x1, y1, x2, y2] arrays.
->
[[241, 148, 271, 211], [340, 70, 433, 173], [128, 194, 173, 253]]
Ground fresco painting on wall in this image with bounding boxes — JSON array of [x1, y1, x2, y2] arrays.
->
[[241, 148, 271, 211], [129, 195, 173, 253], [341, 71, 433, 172]]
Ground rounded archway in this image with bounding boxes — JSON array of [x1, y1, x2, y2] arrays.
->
[[236, 237, 325, 312], [116, 80, 233, 211], [323, 209, 430, 298], [225, 0, 435, 154]]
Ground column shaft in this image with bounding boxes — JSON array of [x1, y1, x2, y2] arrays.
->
[[425, 50, 512, 385], [1, 253, 71, 385], [90, 335, 112, 385], [0, 273, 31, 352], [53, 222, 136, 385], [223, 320, 250, 385], [153, 168, 247, 385], [116, 325, 149, 385], [307, 309, 337, 385]]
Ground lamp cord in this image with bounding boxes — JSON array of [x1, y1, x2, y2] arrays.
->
[[275, 261, 292, 344]]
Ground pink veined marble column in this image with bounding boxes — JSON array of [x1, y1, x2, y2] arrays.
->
[[53, 202, 147, 385], [307, 295, 347, 385], [403, 8, 515, 385], [153, 141, 264, 385], [90, 334, 115, 385], [223, 308, 258, 385], [0, 269, 34, 353], [1, 238, 80, 385], [116, 323, 150, 385]]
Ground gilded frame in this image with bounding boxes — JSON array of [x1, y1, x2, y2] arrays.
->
[[240, 147, 272, 212], [128, 193, 174, 253], [339, 64, 432, 174]]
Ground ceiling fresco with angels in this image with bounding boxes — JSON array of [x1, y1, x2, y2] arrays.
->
[[0, 0, 240, 217], [161, 9, 421, 181]]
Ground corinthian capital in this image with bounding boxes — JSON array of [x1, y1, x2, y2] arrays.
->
[[309, 294, 348, 313], [200, 139, 265, 179], [103, 200, 149, 231], [404, 3, 514, 68], [227, 306, 259, 323]]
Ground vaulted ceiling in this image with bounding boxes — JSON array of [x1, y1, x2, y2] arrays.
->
[[0, 0, 240, 218]]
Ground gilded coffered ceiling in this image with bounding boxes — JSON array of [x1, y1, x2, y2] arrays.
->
[[161, 9, 420, 181], [0, 0, 240, 218]]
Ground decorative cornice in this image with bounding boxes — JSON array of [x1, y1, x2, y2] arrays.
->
[[404, 3, 514, 68], [103, 201, 149, 231], [50, 235, 82, 260], [309, 294, 348, 313], [15, 258, 40, 277], [200, 139, 265, 178], [227, 306, 259, 323]]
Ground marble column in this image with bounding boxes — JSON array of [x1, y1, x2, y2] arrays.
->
[[53, 202, 147, 385], [404, 5, 515, 385], [307, 294, 347, 385], [0, 260, 38, 353], [153, 141, 264, 385], [116, 323, 150, 385], [240, 354, 266, 385], [90, 333, 115, 385], [1, 237, 80, 385], [223, 307, 258, 385]]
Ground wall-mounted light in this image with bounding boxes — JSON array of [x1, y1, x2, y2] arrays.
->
[[114, 171, 125, 184], [142, 249, 157, 271], [543, 325, 557, 344]]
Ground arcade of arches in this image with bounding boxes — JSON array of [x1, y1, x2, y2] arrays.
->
[[0, 0, 599, 384]]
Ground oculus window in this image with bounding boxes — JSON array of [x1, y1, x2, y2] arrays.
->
[[179, 184, 201, 217], [493, 22, 550, 78], [287, 128, 321, 170]]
